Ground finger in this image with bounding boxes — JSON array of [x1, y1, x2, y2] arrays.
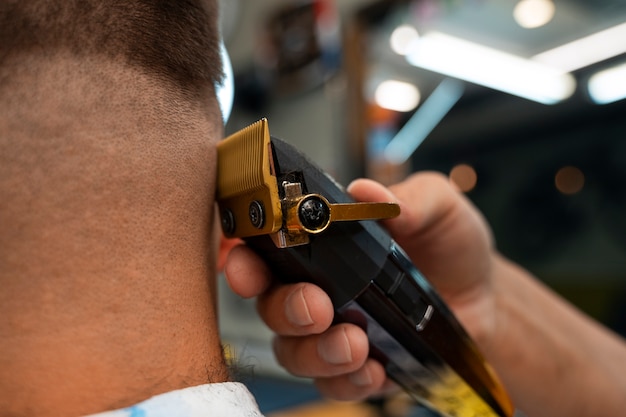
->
[[272, 323, 369, 378], [258, 282, 333, 336], [387, 172, 462, 239], [391, 172, 493, 255], [347, 173, 458, 244], [348, 174, 491, 281], [347, 175, 424, 245], [223, 245, 272, 299], [217, 234, 243, 272], [314, 359, 391, 401]]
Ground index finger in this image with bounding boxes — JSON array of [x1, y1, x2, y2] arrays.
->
[[223, 244, 272, 299]]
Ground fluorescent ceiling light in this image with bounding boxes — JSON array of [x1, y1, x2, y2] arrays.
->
[[406, 32, 575, 104], [375, 80, 421, 112], [384, 79, 464, 164], [588, 61, 626, 104], [532, 22, 626, 72]]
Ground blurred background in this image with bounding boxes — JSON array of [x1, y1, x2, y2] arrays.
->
[[217, 1, 626, 415]]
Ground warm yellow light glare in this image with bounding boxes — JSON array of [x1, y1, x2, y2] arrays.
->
[[375, 80, 421, 112], [390, 24, 420, 56], [450, 164, 478, 193], [513, 0, 555, 29], [555, 166, 585, 195]]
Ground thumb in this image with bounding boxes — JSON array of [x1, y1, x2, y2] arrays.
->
[[346, 177, 422, 243]]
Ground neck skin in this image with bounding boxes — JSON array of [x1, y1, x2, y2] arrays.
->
[[0, 54, 229, 417]]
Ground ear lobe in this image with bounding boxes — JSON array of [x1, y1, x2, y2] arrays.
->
[[217, 234, 243, 272]]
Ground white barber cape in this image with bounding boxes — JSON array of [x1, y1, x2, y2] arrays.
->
[[86, 382, 265, 417]]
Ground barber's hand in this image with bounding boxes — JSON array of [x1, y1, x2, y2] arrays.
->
[[223, 172, 497, 401]]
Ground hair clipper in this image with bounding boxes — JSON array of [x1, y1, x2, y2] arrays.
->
[[216, 119, 513, 417]]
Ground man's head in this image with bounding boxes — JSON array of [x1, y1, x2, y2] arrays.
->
[[0, 2, 231, 416], [0, 0, 223, 94]]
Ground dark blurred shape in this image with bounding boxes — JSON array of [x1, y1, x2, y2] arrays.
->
[[233, 1, 342, 112], [501, 166, 587, 263], [262, 0, 341, 96], [598, 138, 626, 250], [234, 67, 272, 113]]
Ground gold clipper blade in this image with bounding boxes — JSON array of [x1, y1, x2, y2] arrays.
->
[[216, 118, 282, 238]]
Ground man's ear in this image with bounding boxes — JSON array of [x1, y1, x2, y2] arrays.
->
[[217, 234, 243, 272]]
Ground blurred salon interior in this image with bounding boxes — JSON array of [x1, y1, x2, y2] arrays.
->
[[217, 1, 626, 415]]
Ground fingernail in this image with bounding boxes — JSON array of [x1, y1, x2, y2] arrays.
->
[[318, 328, 353, 365], [285, 286, 314, 327], [348, 367, 373, 387]]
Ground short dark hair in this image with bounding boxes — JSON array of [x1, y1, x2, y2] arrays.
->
[[0, 0, 223, 92]]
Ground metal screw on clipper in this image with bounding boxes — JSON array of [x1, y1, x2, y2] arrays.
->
[[249, 200, 265, 229], [221, 209, 236, 235], [298, 196, 331, 231]]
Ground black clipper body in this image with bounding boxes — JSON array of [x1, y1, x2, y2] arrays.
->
[[216, 119, 513, 417]]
